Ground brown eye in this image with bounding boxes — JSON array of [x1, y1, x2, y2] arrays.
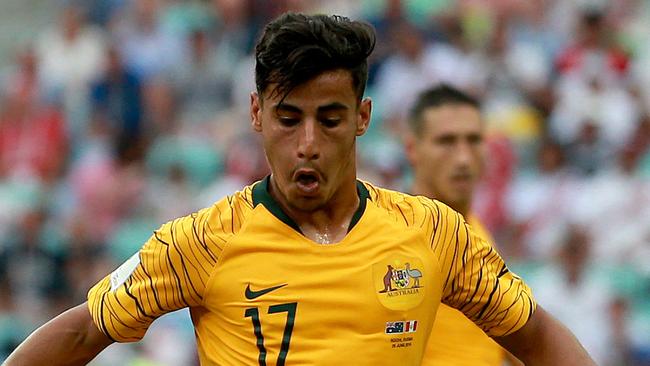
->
[[436, 135, 455, 146], [320, 118, 341, 128], [279, 117, 300, 127], [468, 134, 483, 145]]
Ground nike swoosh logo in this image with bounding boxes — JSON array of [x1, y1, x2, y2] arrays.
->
[[245, 283, 287, 300]]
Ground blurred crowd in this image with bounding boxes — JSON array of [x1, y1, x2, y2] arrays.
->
[[0, 0, 649, 365]]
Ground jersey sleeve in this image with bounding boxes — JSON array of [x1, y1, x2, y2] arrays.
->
[[87, 206, 221, 342], [427, 199, 536, 337]]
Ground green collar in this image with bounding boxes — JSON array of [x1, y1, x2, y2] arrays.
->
[[252, 176, 370, 234]]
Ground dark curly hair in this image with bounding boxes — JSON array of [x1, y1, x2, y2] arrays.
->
[[255, 13, 376, 102]]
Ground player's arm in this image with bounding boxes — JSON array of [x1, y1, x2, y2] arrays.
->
[[494, 306, 594, 366], [504, 349, 524, 366], [5, 204, 224, 365], [3, 302, 113, 366]]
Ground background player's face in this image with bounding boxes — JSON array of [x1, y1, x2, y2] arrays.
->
[[407, 104, 485, 212], [251, 69, 371, 211]]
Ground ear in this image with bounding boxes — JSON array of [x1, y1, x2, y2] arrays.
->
[[251, 91, 263, 132], [404, 132, 418, 167], [356, 97, 372, 136]]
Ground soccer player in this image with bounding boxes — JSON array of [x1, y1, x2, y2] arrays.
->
[[5, 13, 594, 366], [405, 85, 521, 365]]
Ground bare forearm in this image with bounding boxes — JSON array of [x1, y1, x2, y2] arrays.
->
[[504, 349, 524, 366], [4, 303, 113, 366], [496, 306, 595, 366]]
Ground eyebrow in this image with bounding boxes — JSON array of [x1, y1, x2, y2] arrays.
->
[[273, 102, 349, 114], [316, 102, 349, 113], [274, 103, 302, 114]]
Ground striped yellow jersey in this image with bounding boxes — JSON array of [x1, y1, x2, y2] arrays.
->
[[422, 216, 507, 365], [87, 177, 535, 365]]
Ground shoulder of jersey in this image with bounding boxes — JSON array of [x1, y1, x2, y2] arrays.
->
[[361, 180, 448, 229], [188, 183, 257, 244]]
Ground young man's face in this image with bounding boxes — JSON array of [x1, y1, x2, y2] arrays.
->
[[406, 104, 485, 213], [251, 69, 371, 212]]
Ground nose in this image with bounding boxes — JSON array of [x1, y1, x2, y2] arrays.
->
[[297, 119, 320, 160], [454, 140, 473, 167]]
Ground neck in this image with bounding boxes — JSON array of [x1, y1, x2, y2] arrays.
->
[[269, 176, 360, 244], [410, 181, 470, 216]]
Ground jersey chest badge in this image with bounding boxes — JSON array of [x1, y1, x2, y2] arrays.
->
[[373, 257, 425, 310]]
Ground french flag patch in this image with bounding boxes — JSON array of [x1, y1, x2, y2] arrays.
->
[[404, 320, 418, 333]]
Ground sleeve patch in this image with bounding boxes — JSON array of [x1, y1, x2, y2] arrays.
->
[[110, 252, 141, 291]]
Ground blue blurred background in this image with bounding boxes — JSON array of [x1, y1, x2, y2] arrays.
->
[[0, 0, 648, 365]]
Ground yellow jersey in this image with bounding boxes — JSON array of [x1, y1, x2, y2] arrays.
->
[[87, 178, 535, 365], [422, 216, 506, 365]]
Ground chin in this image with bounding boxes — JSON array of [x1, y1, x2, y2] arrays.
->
[[290, 200, 324, 213], [290, 195, 325, 212]]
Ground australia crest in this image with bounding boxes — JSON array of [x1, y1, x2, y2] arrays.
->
[[373, 257, 426, 310]]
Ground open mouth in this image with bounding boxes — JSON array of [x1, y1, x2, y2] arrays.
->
[[294, 170, 320, 195]]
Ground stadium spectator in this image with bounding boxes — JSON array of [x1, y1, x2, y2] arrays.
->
[[35, 5, 106, 142], [171, 27, 235, 128], [531, 225, 623, 365], [111, 0, 185, 81], [506, 139, 580, 259], [90, 45, 144, 150]]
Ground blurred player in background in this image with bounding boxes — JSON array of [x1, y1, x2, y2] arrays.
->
[[405, 84, 522, 366]]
